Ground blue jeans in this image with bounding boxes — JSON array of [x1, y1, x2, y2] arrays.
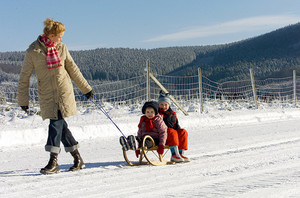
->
[[45, 111, 78, 154]]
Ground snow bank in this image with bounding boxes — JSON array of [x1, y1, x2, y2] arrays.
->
[[1, 102, 300, 148]]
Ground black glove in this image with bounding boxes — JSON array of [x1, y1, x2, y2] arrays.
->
[[85, 90, 94, 99], [21, 106, 29, 112]]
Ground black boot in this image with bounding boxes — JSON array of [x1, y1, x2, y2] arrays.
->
[[128, 135, 137, 150], [40, 153, 60, 174], [69, 149, 85, 171], [119, 136, 130, 151]]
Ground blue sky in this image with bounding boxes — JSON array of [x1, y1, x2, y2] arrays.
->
[[1, 0, 300, 52]]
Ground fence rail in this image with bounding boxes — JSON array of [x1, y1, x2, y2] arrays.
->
[[1, 68, 299, 112]]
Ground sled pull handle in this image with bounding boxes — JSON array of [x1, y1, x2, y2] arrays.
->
[[89, 96, 128, 141]]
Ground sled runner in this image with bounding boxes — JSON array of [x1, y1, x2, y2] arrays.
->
[[122, 135, 176, 166]]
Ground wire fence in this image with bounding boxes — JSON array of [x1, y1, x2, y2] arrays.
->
[[1, 69, 300, 112]]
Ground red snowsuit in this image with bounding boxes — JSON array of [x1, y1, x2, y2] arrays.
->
[[159, 108, 188, 150]]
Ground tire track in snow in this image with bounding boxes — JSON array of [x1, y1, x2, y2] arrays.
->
[[199, 137, 300, 159]]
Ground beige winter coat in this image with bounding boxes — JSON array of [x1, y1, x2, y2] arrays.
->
[[18, 36, 92, 120]]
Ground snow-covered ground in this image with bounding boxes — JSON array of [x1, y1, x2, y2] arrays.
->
[[1, 101, 300, 197]]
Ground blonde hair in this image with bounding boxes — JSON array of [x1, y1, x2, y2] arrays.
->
[[43, 18, 65, 36]]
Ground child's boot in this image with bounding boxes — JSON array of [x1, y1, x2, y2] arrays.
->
[[170, 145, 184, 162], [128, 135, 136, 150], [119, 136, 130, 151], [179, 149, 190, 162]]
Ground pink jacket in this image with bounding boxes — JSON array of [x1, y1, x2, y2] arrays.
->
[[137, 114, 167, 146]]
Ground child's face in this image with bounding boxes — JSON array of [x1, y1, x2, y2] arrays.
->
[[159, 102, 170, 112], [145, 107, 156, 119]]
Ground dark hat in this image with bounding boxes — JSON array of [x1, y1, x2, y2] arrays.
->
[[142, 101, 159, 115], [158, 90, 171, 104]]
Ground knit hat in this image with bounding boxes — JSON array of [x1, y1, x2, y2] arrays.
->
[[158, 90, 171, 104], [142, 101, 159, 115]]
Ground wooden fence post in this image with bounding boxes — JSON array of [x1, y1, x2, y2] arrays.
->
[[293, 70, 297, 106], [149, 72, 188, 115], [198, 68, 203, 113], [250, 68, 258, 109], [146, 59, 150, 101]]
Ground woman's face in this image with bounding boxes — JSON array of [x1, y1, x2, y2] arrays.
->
[[49, 32, 64, 45], [145, 107, 156, 119], [159, 102, 170, 112]]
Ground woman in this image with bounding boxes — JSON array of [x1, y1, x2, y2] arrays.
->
[[17, 18, 93, 174]]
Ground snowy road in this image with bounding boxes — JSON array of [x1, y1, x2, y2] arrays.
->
[[1, 109, 300, 197]]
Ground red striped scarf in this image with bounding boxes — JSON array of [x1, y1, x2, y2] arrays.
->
[[40, 35, 62, 69]]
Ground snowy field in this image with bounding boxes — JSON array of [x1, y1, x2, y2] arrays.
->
[[1, 101, 300, 197]]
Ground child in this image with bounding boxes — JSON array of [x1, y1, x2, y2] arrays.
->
[[158, 91, 190, 162], [134, 101, 168, 157]]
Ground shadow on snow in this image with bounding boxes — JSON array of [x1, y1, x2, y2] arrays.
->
[[0, 161, 126, 177]]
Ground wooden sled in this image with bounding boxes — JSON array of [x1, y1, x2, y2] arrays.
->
[[123, 135, 176, 166]]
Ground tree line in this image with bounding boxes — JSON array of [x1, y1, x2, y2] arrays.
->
[[1, 22, 300, 85]]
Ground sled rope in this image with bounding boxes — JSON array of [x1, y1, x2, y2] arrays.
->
[[90, 96, 128, 141]]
